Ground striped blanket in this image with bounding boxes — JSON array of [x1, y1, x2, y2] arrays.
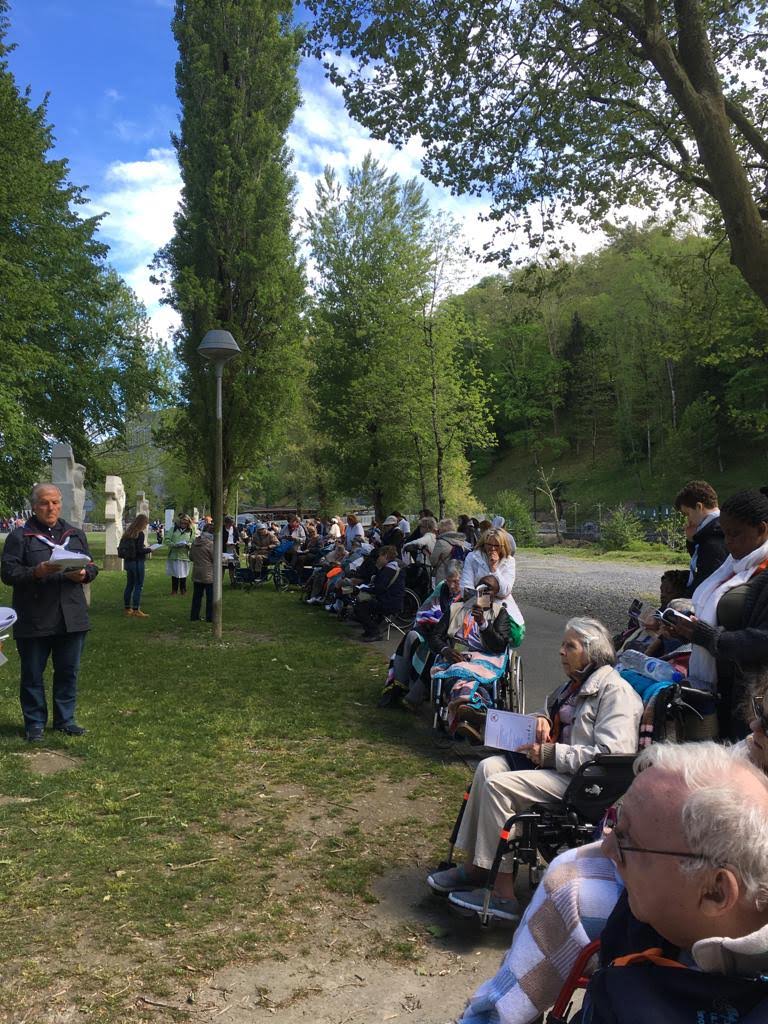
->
[[431, 648, 509, 693]]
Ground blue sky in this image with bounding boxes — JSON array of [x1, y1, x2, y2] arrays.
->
[[5, 0, 597, 341]]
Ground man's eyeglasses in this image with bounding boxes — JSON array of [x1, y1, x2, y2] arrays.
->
[[602, 805, 709, 866], [751, 696, 768, 732]]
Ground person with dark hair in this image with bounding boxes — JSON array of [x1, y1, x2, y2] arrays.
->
[[352, 544, 406, 641], [119, 514, 152, 618], [674, 479, 728, 595], [189, 523, 215, 622], [667, 487, 768, 740]]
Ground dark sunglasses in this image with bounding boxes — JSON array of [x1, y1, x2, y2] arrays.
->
[[602, 805, 710, 867]]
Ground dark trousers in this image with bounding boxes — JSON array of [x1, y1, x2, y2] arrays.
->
[[190, 581, 213, 621], [123, 560, 145, 609], [16, 632, 86, 731], [353, 597, 385, 636], [171, 575, 187, 595]]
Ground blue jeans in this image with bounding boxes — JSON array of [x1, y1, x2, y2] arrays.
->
[[123, 560, 145, 609], [190, 581, 213, 621], [16, 632, 86, 731]]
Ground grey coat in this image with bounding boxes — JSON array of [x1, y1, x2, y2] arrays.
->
[[538, 665, 643, 774], [189, 534, 214, 584]]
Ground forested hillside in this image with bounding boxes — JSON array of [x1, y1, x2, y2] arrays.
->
[[459, 223, 768, 512]]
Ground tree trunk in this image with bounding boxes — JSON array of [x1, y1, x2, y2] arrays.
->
[[621, 0, 768, 308], [666, 359, 678, 429], [436, 445, 446, 521]]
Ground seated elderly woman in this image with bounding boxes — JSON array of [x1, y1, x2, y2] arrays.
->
[[304, 543, 347, 604], [403, 516, 437, 561], [461, 528, 516, 597], [427, 618, 642, 921], [378, 560, 464, 709], [428, 574, 525, 739]]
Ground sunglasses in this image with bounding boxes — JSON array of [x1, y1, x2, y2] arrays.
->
[[602, 804, 710, 866], [751, 696, 768, 732]]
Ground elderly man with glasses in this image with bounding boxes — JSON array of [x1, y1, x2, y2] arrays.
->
[[458, 730, 768, 1024]]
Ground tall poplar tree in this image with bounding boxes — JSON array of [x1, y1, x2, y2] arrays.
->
[[156, 0, 304, 505]]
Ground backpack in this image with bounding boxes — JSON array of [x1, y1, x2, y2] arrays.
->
[[449, 543, 468, 562], [117, 535, 138, 560]]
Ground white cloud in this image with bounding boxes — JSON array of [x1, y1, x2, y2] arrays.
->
[[105, 88, 122, 102], [87, 148, 182, 345]]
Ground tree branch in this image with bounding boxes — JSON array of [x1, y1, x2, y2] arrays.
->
[[724, 97, 768, 164]]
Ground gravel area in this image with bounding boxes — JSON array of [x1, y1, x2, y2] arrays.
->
[[514, 551, 677, 634]]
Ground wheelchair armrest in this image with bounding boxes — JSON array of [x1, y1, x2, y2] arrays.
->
[[592, 753, 637, 767]]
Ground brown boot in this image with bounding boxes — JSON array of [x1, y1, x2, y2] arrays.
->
[[132, 609, 149, 618], [123, 608, 135, 617]]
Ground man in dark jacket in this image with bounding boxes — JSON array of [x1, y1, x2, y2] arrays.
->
[[674, 480, 728, 595], [0, 484, 98, 741]]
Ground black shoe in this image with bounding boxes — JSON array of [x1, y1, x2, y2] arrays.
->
[[25, 727, 45, 743], [53, 723, 87, 736]]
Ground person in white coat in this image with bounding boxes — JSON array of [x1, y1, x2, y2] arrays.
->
[[460, 528, 516, 597]]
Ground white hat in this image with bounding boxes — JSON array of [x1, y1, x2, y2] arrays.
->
[[382, 515, 398, 527], [491, 516, 505, 529]]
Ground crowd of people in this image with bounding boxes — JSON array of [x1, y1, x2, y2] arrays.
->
[[2, 479, 768, 1022]]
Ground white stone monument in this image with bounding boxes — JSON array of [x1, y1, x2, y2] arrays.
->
[[165, 508, 175, 533], [136, 491, 150, 517], [104, 476, 126, 571], [192, 506, 200, 525], [51, 443, 86, 528]]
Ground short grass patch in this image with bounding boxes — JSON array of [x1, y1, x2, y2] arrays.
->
[[0, 538, 466, 1020]]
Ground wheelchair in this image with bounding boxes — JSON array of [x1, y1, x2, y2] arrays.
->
[[437, 682, 713, 924], [430, 646, 525, 735]]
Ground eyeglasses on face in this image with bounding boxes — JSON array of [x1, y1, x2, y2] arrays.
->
[[602, 805, 710, 866]]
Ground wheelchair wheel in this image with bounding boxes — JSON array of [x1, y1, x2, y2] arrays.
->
[[391, 587, 419, 628], [509, 653, 525, 713], [273, 565, 290, 592]]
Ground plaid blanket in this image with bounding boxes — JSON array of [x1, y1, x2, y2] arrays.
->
[[458, 842, 622, 1024]]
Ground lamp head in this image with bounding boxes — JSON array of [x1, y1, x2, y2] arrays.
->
[[197, 330, 241, 364]]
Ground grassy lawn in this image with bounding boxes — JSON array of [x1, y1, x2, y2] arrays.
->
[[0, 536, 466, 1021], [519, 543, 688, 567]]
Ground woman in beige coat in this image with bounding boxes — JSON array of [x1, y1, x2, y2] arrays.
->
[[427, 617, 642, 920]]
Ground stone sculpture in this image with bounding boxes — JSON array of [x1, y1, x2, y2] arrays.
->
[[136, 491, 150, 518], [104, 475, 126, 571], [51, 443, 86, 529]]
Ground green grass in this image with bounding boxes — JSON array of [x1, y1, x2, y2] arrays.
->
[[0, 536, 465, 1021], [519, 542, 688, 567]]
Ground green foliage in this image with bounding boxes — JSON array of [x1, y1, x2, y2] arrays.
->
[[306, 156, 491, 516], [457, 224, 768, 505], [306, 0, 768, 307], [0, 6, 165, 508], [492, 489, 537, 546], [600, 505, 646, 551], [154, 0, 305, 507]]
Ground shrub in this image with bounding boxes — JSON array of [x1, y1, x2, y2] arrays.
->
[[492, 489, 537, 546], [600, 505, 645, 550]]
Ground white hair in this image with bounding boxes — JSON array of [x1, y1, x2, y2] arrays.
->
[[31, 483, 61, 504], [636, 742, 768, 909], [445, 559, 463, 578], [564, 617, 615, 667]]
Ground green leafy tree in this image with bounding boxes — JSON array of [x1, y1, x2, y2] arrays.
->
[[306, 0, 768, 308], [154, 0, 305, 509], [306, 156, 431, 517], [0, 4, 164, 508], [492, 489, 537, 546]]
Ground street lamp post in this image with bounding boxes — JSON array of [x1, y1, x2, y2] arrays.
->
[[197, 330, 241, 639]]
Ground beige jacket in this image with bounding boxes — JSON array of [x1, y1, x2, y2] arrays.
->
[[189, 534, 214, 584], [538, 664, 642, 774]]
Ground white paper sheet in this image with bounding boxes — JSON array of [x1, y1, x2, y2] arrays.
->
[[0, 607, 17, 632], [484, 709, 537, 752], [47, 548, 91, 571]]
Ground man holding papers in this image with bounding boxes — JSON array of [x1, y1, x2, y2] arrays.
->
[[0, 483, 98, 741]]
